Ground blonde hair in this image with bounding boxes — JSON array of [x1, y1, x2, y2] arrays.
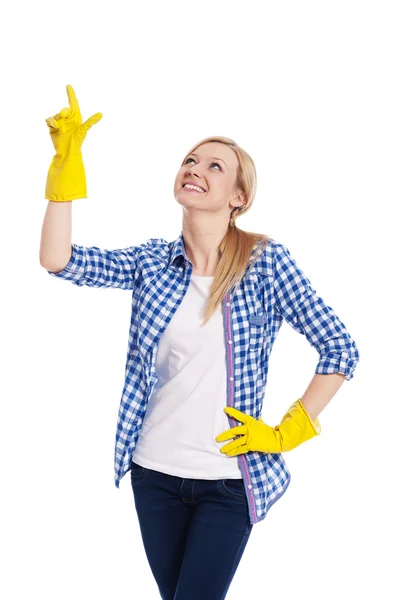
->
[[181, 136, 271, 326]]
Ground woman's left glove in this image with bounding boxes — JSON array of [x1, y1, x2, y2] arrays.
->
[[215, 398, 321, 456]]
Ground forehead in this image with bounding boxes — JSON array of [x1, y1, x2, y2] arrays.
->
[[189, 142, 238, 168]]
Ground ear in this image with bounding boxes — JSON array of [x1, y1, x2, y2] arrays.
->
[[234, 189, 247, 208]]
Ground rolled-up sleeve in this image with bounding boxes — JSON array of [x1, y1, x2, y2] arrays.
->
[[47, 243, 141, 290], [273, 242, 360, 381]]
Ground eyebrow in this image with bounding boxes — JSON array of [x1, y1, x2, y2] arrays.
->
[[190, 152, 227, 166]]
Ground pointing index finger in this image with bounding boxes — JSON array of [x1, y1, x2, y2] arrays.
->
[[66, 84, 82, 121]]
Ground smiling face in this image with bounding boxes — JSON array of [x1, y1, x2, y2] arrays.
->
[[173, 142, 246, 219]]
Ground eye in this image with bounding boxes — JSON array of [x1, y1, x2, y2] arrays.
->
[[184, 157, 222, 171]]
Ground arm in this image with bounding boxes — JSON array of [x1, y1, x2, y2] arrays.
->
[[39, 199, 142, 290], [273, 242, 360, 382], [39, 200, 72, 271], [45, 242, 142, 290], [216, 247, 360, 455], [300, 372, 346, 421]]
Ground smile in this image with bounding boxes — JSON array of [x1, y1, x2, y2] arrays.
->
[[182, 184, 206, 193]]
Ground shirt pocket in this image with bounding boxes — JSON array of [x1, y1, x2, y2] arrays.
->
[[248, 312, 269, 353]]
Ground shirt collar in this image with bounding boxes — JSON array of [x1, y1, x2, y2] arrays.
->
[[169, 231, 189, 268], [168, 230, 272, 277]]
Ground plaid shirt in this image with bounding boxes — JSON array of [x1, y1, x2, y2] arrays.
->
[[47, 231, 360, 525]]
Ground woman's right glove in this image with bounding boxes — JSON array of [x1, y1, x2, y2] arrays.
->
[[45, 84, 103, 202]]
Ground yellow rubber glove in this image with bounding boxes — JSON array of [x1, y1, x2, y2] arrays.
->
[[215, 398, 321, 456], [45, 84, 103, 201]]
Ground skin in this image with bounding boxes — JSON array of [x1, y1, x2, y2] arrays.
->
[[173, 142, 246, 276]]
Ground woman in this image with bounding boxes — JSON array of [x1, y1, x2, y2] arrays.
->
[[40, 84, 360, 600]]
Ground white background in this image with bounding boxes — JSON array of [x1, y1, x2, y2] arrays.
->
[[1, 2, 398, 599]]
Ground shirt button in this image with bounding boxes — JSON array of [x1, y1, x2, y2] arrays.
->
[[248, 484, 252, 489], [226, 302, 230, 306], [229, 377, 234, 381], [228, 340, 232, 344]]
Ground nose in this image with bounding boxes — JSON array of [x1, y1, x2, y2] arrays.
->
[[187, 167, 200, 179], [186, 162, 203, 178]]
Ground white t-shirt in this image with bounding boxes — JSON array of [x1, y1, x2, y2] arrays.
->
[[132, 273, 242, 479]]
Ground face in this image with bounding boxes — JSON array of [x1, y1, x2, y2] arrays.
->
[[173, 142, 245, 218]]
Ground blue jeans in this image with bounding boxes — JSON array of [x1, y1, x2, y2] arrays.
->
[[130, 460, 253, 600]]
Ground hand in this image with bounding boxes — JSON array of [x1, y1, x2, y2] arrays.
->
[[45, 84, 103, 202], [45, 84, 102, 155], [215, 398, 321, 456]]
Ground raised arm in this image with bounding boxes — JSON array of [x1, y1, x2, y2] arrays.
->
[[40, 200, 73, 271], [40, 83, 102, 270], [44, 239, 142, 289], [40, 84, 143, 288]]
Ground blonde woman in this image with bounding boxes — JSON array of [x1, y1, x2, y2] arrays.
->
[[40, 85, 360, 600]]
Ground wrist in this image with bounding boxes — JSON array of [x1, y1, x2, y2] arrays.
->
[[297, 399, 321, 435]]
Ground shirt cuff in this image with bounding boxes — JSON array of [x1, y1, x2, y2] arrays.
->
[[46, 244, 86, 280], [315, 350, 359, 381]]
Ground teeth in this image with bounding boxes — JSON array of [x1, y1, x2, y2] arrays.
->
[[183, 184, 205, 193]]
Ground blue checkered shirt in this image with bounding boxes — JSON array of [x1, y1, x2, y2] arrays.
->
[[47, 231, 360, 525]]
